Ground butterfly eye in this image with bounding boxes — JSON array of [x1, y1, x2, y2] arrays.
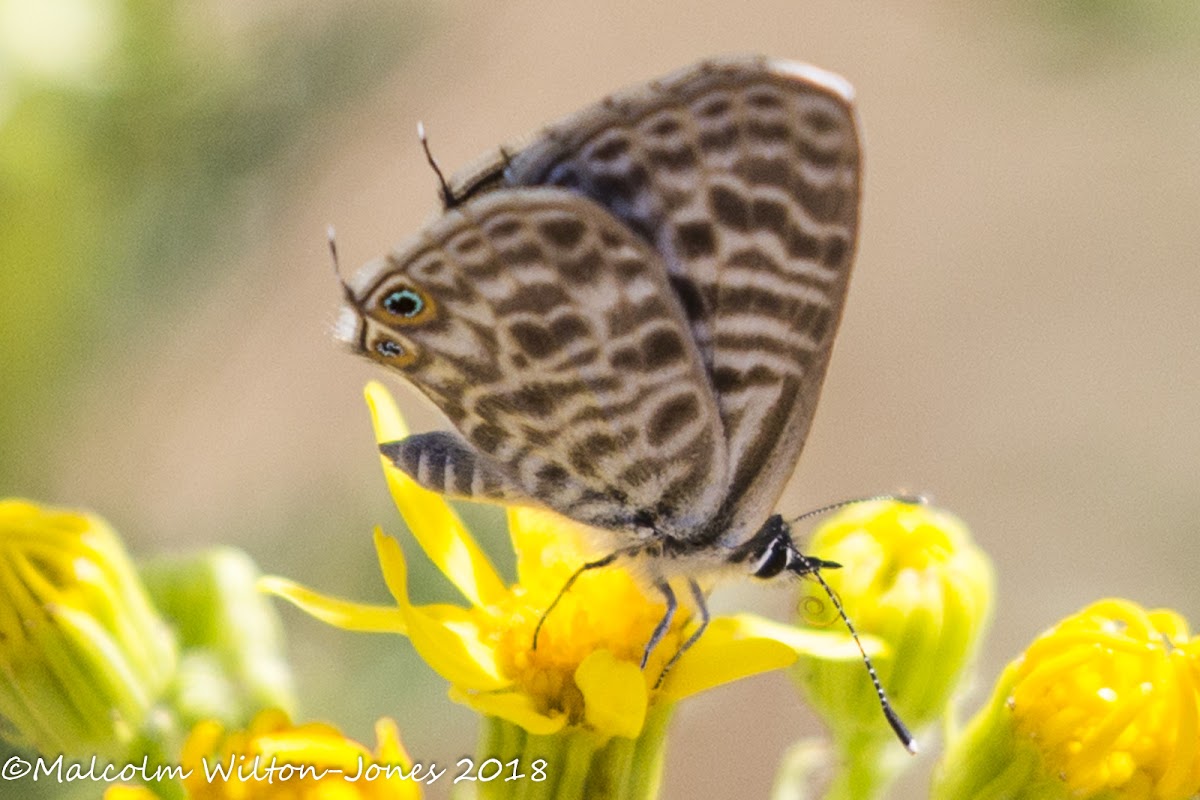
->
[[751, 535, 790, 579], [382, 288, 426, 318]]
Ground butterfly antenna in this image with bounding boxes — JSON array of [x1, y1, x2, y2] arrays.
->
[[788, 492, 928, 526], [327, 225, 341, 274], [417, 122, 455, 209], [806, 565, 919, 754], [327, 225, 361, 308]]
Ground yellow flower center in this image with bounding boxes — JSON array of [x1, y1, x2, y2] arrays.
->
[[487, 562, 689, 724], [1009, 600, 1200, 799]]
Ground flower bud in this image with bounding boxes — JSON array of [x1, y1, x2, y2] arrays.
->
[[933, 599, 1200, 800], [142, 547, 295, 727], [0, 499, 177, 758], [793, 501, 994, 748]]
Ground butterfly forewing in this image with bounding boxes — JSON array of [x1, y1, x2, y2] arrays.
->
[[342, 188, 729, 537], [453, 56, 861, 544]]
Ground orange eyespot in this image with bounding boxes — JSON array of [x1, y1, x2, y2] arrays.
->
[[372, 336, 416, 367], [378, 286, 435, 324]]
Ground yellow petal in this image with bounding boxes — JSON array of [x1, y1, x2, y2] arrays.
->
[[258, 575, 408, 634], [741, 613, 885, 658], [576, 650, 648, 738], [659, 614, 878, 703], [373, 529, 508, 691], [372, 718, 423, 800], [507, 506, 603, 586], [374, 717, 412, 767], [255, 726, 368, 771], [1160, 654, 1200, 796], [508, 506, 558, 581], [407, 605, 511, 692], [373, 527, 412, 606], [364, 380, 413, 441], [365, 382, 507, 608], [449, 685, 568, 736], [102, 789, 156, 800]]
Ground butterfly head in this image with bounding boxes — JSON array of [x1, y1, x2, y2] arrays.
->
[[739, 513, 918, 753], [738, 514, 841, 581]]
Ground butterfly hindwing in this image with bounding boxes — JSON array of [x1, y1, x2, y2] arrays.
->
[[341, 187, 729, 539], [453, 56, 861, 545]]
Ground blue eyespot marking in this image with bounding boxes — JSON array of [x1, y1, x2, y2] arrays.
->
[[375, 339, 404, 358], [383, 288, 424, 318]]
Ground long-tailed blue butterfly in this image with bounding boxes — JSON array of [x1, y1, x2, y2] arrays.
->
[[335, 55, 915, 750]]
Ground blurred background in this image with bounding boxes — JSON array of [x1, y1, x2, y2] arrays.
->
[[3, 0, 1199, 797]]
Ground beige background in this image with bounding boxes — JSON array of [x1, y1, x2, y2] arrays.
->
[[45, 2, 1200, 797]]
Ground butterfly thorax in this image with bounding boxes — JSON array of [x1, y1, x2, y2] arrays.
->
[[592, 512, 831, 588]]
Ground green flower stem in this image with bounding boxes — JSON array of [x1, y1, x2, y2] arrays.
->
[[821, 731, 907, 800], [624, 705, 671, 797], [469, 705, 674, 800], [127, 726, 186, 800], [931, 682, 1063, 800], [548, 731, 595, 800]]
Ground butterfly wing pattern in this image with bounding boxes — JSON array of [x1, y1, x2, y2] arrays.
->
[[336, 56, 917, 748], [341, 187, 730, 541], [341, 54, 859, 549], [453, 56, 861, 549]]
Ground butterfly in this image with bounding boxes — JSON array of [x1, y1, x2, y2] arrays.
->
[[336, 55, 914, 749]]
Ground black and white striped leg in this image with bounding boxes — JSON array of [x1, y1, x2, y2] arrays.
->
[[654, 579, 710, 688], [531, 552, 618, 651], [641, 580, 677, 669]]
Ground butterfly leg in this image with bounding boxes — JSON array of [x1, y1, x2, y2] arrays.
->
[[531, 551, 618, 651], [653, 578, 710, 688], [641, 581, 678, 669]]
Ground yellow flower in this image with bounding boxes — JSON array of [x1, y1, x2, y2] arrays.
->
[[0, 498, 177, 759], [933, 599, 1200, 800], [263, 382, 876, 740], [103, 709, 420, 800]]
